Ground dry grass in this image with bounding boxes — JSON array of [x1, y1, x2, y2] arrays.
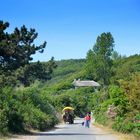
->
[[118, 134, 140, 140], [0, 135, 37, 140], [92, 123, 140, 140]]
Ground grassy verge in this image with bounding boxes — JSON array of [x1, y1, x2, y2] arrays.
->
[[92, 123, 140, 140], [118, 134, 140, 140]]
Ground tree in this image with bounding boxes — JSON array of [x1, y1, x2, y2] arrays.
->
[[111, 51, 122, 61], [86, 32, 114, 86], [16, 57, 57, 86], [85, 49, 95, 79], [0, 20, 46, 71]]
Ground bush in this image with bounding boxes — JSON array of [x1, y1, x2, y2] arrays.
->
[[95, 112, 108, 125], [113, 116, 135, 133], [0, 84, 59, 134], [112, 116, 124, 131], [109, 85, 123, 99], [8, 111, 24, 133], [132, 128, 140, 137], [121, 120, 134, 133], [0, 110, 8, 135]]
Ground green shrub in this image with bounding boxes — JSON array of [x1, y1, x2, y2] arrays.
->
[[8, 111, 24, 133], [108, 85, 123, 99], [112, 116, 124, 131], [112, 116, 135, 133], [95, 112, 108, 125], [0, 84, 59, 134], [0, 110, 8, 135], [132, 128, 140, 137], [121, 120, 134, 133], [133, 114, 140, 136]]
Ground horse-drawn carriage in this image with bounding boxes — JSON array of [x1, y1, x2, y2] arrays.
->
[[62, 107, 74, 124]]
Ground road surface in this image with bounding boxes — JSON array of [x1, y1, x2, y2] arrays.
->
[[35, 118, 118, 140]]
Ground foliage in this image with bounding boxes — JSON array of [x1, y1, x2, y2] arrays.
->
[[50, 59, 86, 84], [16, 57, 57, 86], [120, 73, 140, 111], [85, 32, 114, 85], [0, 20, 46, 71], [0, 20, 57, 87], [49, 87, 93, 117], [84, 33, 140, 136], [86, 52, 140, 136], [89, 68, 140, 136], [111, 54, 140, 83], [1, 26, 140, 138], [0, 109, 8, 135], [85, 50, 95, 79], [0, 83, 58, 134]]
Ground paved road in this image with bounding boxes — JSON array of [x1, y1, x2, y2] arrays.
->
[[36, 118, 118, 140]]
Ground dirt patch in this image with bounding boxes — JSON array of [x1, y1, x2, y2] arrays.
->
[[8, 135, 37, 140]]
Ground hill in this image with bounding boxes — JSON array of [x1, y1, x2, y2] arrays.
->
[[47, 59, 86, 85]]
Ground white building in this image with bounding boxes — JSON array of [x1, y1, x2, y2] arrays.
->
[[72, 79, 100, 87]]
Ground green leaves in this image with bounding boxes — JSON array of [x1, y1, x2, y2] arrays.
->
[[0, 21, 57, 87], [120, 73, 140, 111], [94, 32, 114, 56], [85, 32, 114, 86], [0, 84, 59, 133], [15, 58, 57, 86], [0, 20, 46, 71]]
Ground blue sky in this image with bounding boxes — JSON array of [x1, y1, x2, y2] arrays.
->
[[0, 0, 140, 61]]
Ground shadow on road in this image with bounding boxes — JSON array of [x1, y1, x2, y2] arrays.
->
[[32, 132, 113, 136]]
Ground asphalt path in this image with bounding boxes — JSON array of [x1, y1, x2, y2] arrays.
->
[[36, 118, 118, 140]]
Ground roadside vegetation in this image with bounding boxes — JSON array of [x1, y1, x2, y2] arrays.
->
[[0, 21, 58, 135], [0, 20, 140, 139]]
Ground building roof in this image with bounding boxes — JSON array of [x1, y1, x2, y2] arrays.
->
[[72, 79, 100, 87]]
